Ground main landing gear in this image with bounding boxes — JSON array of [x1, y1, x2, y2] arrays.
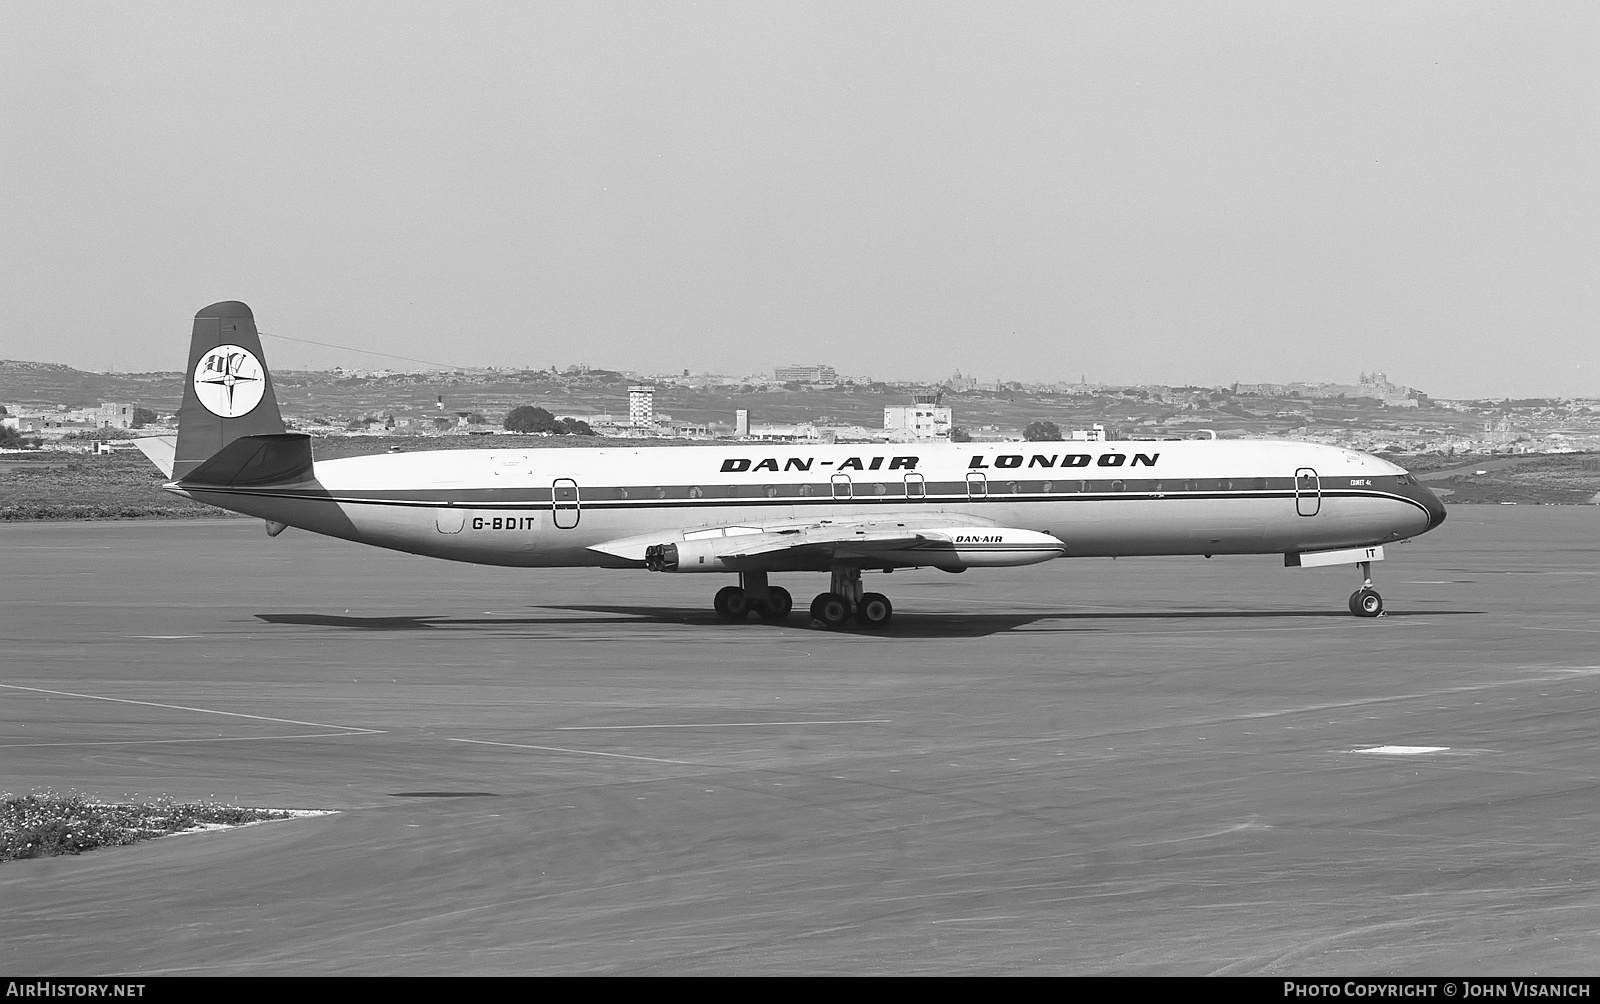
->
[[808, 566, 893, 630], [1348, 560, 1384, 618], [712, 571, 792, 622], [708, 567, 894, 630]]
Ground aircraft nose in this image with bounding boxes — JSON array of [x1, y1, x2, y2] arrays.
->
[[1423, 486, 1447, 530], [1405, 481, 1447, 531]]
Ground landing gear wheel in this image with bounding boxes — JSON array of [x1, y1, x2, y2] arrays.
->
[[757, 586, 793, 622], [714, 585, 750, 620], [810, 592, 851, 629], [1349, 588, 1383, 618], [855, 592, 893, 629]]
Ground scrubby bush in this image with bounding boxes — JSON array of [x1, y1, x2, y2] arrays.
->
[[1, 791, 292, 861]]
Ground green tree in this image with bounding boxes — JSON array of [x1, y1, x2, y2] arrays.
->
[[559, 417, 596, 436], [1023, 421, 1062, 441], [503, 405, 561, 434], [949, 426, 972, 443]]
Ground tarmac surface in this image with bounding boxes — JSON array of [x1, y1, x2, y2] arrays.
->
[[2, 507, 1598, 975]]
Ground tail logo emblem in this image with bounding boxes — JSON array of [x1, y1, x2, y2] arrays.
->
[[193, 344, 265, 418]]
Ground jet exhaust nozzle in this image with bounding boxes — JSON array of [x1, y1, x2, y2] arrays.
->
[[644, 539, 737, 571], [644, 543, 679, 572]]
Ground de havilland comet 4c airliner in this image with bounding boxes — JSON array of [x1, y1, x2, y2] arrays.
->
[[138, 302, 1447, 628]]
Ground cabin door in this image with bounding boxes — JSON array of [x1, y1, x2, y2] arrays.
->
[[1294, 468, 1321, 517], [552, 478, 580, 529]]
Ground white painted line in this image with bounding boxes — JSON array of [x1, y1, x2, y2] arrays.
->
[[0, 731, 377, 749], [556, 719, 890, 731], [1353, 745, 1450, 755], [131, 635, 202, 639], [0, 683, 383, 734], [445, 737, 698, 766]]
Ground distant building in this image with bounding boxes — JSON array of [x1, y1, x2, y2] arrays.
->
[[749, 422, 819, 441], [774, 364, 837, 383], [628, 385, 655, 428], [98, 403, 135, 429], [883, 391, 951, 440], [945, 370, 978, 392], [734, 409, 749, 437]]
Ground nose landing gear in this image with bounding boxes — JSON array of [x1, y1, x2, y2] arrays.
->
[[1348, 560, 1384, 618]]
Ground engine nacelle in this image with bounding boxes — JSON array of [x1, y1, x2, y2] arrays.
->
[[917, 527, 1065, 570]]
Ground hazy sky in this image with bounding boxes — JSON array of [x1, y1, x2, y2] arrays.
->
[[2, 2, 1595, 397]]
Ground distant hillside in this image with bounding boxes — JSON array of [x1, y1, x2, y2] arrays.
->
[[0, 361, 185, 411], [4, 359, 1596, 459]]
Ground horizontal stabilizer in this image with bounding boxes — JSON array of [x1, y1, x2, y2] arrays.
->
[[134, 436, 177, 478], [180, 433, 314, 487]]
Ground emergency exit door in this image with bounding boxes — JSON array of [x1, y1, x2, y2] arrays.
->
[[552, 478, 580, 528], [1294, 468, 1321, 517]]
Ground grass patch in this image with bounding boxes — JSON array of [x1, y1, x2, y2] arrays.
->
[[1, 791, 296, 861]]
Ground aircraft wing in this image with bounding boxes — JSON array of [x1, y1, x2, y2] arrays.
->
[[591, 517, 1064, 571], [718, 525, 932, 566]]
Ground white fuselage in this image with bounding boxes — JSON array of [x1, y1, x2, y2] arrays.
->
[[173, 439, 1442, 570]]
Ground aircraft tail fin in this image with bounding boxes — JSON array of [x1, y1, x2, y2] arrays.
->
[[172, 301, 287, 480]]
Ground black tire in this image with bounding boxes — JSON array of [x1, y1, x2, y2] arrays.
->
[[1349, 588, 1383, 618], [855, 592, 893, 629], [757, 586, 793, 622], [810, 592, 850, 628], [715, 585, 749, 620]]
